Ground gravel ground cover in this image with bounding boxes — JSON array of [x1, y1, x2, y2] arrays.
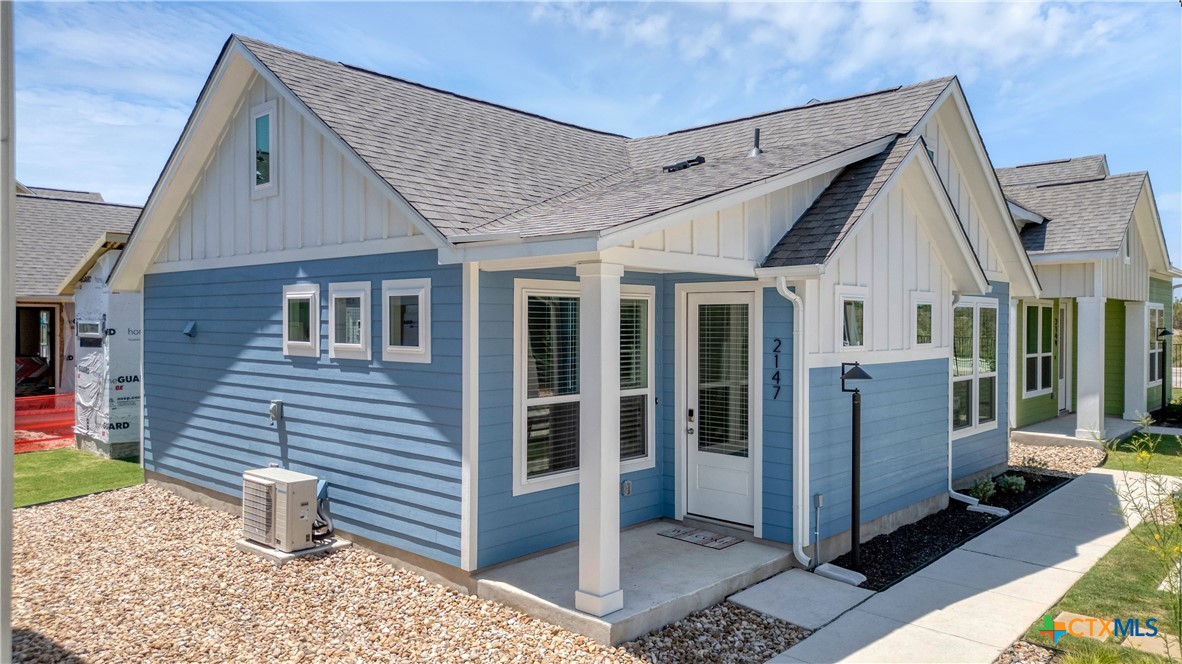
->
[[994, 641, 1062, 664], [622, 603, 809, 664], [1010, 442, 1106, 477], [14, 485, 643, 663]]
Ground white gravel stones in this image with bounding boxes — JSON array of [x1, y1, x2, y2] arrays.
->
[[1009, 442, 1106, 478], [993, 640, 1062, 664], [13, 485, 642, 663], [622, 602, 810, 663]]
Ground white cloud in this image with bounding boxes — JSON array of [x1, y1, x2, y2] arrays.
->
[[530, 3, 671, 48]]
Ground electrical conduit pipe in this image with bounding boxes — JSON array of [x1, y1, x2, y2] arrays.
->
[[775, 277, 813, 568]]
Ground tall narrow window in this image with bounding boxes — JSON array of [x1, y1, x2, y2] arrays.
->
[[381, 279, 431, 363], [328, 282, 370, 361], [251, 100, 277, 197], [912, 292, 936, 347], [1149, 305, 1165, 385], [282, 284, 320, 357], [953, 300, 999, 436], [514, 281, 655, 494], [836, 286, 869, 350], [1024, 303, 1053, 397]]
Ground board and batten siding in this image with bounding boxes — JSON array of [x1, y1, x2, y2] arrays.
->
[[1101, 209, 1151, 302], [808, 359, 950, 541], [918, 106, 1003, 276], [153, 74, 424, 271], [952, 282, 1010, 480], [805, 184, 955, 356], [625, 171, 838, 265], [142, 250, 464, 566]]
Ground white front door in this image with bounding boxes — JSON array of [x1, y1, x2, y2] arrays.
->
[[1059, 300, 1072, 412], [685, 291, 756, 526]]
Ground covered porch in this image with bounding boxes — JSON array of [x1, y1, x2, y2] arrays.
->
[[1011, 412, 1140, 448], [474, 519, 794, 645]]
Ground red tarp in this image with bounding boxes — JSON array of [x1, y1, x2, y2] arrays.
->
[[14, 394, 75, 453]]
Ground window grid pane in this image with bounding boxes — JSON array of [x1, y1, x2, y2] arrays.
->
[[843, 300, 864, 347], [916, 303, 932, 345], [526, 401, 579, 478], [1041, 306, 1053, 353], [620, 395, 647, 460], [287, 298, 310, 343], [952, 379, 972, 430], [953, 306, 974, 377], [978, 308, 997, 373], [388, 295, 420, 348], [978, 376, 996, 424], [620, 299, 648, 390], [255, 114, 270, 186], [698, 303, 749, 457], [334, 296, 362, 345], [526, 296, 579, 399]]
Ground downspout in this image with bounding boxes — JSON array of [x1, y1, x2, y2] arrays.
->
[[947, 291, 978, 506], [775, 277, 813, 568]]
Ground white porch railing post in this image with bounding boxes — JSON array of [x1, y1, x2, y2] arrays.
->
[[1075, 297, 1107, 439], [1124, 301, 1148, 420], [574, 261, 624, 616]]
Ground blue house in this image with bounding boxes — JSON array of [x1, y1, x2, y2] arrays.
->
[[111, 36, 1041, 622]]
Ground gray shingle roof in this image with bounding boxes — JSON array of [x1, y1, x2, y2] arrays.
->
[[996, 155, 1108, 189], [239, 36, 952, 241], [15, 195, 140, 298], [1002, 171, 1145, 255], [26, 187, 105, 203], [762, 138, 916, 268]]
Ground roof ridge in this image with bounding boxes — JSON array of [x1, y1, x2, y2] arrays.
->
[[235, 34, 629, 140], [16, 194, 142, 210], [1003, 154, 1107, 170], [647, 76, 954, 139], [28, 186, 102, 195], [1032, 171, 1146, 189]]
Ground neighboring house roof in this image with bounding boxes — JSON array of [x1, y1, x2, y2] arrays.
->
[[15, 194, 140, 298], [239, 36, 952, 240], [764, 137, 915, 268], [25, 187, 105, 203], [1001, 169, 1146, 255], [995, 154, 1108, 189]]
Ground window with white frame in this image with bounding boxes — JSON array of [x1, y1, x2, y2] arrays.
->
[[282, 284, 320, 357], [953, 300, 998, 435], [1023, 302, 1054, 397], [1149, 304, 1165, 386], [912, 292, 935, 347], [837, 287, 868, 350], [515, 280, 655, 493], [251, 100, 277, 197], [329, 282, 370, 361], [1124, 226, 1132, 262], [381, 279, 430, 363]]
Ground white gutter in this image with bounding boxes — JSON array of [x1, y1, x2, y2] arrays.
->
[[775, 277, 813, 568], [947, 291, 979, 507]]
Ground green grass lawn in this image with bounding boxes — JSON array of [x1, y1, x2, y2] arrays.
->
[[15, 448, 143, 508], [1105, 434, 1182, 477], [1024, 523, 1175, 662]]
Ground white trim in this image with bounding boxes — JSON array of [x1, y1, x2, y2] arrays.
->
[[328, 281, 371, 361], [510, 278, 657, 496], [835, 285, 869, 351], [951, 298, 1000, 440], [809, 346, 952, 368], [281, 283, 320, 357], [911, 291, 937, 348], [381, 278, 431, 363], [249, 99, 278, 199], [673, 280, 766, 534], [144, 235, 438, 275], [459, 263, 479, 571], [1021, 301, 1054, 399], [1027, 251, 1117, 264]]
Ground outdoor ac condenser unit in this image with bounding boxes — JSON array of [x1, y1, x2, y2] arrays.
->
[[242, 467, 318, 553]]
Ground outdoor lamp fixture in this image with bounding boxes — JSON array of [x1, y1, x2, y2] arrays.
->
[[841, 362, 873, 571], [1158, 328, 1173, 416]]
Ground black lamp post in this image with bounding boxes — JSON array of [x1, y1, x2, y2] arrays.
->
[[1158, 328, 1174, 418], [841, 361, 873, 570]]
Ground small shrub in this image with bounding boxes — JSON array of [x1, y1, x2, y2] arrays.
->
[[996, 474, 1026, 495], [967, 477, 996, 504]]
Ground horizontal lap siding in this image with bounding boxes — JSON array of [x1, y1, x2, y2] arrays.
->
[[477, 268, 665, 568], [143, 250, 464, 566], [953, 282, 1010, 480], [809, 359, 949, 540], [761, 287, 793, 544]]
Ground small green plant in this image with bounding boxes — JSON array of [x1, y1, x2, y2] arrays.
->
[[967, 477, 996, 504], [996, 474, 1026, 495]]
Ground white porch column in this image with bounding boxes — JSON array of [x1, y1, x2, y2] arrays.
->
[[1124, 301, 1148, 420], [1008, 299, 1018, 430], [574, 261, 624, 616], [1075, 297, 1107, 439]]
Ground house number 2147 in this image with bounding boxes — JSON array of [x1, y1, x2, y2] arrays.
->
[[771, 338, 782, 399]]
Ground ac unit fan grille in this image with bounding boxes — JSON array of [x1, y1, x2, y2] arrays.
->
[[242, 477, 274, 542]]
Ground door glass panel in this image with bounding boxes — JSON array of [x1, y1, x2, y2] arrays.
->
[[697, 303, 749, 457]]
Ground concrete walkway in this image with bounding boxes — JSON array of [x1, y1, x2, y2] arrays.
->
[[769, 469, 1148, 663]]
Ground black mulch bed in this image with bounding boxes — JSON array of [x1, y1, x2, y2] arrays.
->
[[829, 471, 1070, 591]]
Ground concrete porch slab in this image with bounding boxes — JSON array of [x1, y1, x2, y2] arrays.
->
[[474, 520, 793, 645], [728, 568, 874, 630], [1011, 414, 1138, 449]]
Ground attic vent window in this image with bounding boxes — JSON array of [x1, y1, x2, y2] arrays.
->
[[663, 155, 705, 173], [251, 100, 278, 199]]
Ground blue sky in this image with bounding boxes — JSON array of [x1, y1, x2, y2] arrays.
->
[[14, 1, 1182, 262]]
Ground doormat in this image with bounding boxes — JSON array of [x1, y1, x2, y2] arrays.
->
[[658, 527, 743, 550]]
